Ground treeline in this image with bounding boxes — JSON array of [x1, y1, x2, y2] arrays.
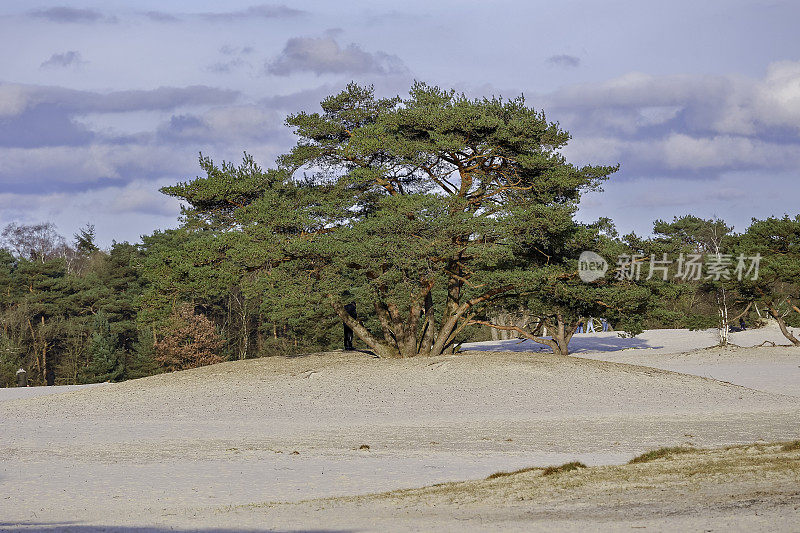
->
[[2, 213, 797, 388], [0, 222, 333, 387], [1, 223, 151, 386]]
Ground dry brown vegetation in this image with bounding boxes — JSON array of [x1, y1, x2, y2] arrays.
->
[[627, 445, 697, 464], [154, 304, 224, 371], [324, 440, 800, 508]]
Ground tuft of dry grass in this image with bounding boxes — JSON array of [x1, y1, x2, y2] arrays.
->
[[628, 446, 696, 464], [542, 461, 587, 476], [780, 440, 800, 451], [486, 461, 587, 480], [486, 466, 540, 480]]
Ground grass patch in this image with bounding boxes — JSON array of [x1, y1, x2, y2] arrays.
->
[[226, 440, 800, 514], [486, 461, 588, 480], [628, 446, 696, 464], [486, 461, 586, 479], [542, 461, 587, 476], [486, 466, 540, 480], [780, 440, 800, 451]]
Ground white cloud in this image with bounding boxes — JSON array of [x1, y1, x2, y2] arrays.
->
[[0, 84, 31, 117], [755, 60, 800, 130], [548, 63, 800, 135], [157, 105, 281, 144], [266, 35, 408, 76], [0, 179, 184, 247], [0, 144, 192, 191], [108, 181, 182, 217], [547, 61, 800, 177], [660, 134, 800, 170]]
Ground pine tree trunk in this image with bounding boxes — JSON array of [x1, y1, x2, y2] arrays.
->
[[768, 304, 800, 346], [41, 316, 47, 384], [329, 298, 400, 358], [241, 310, 249, 360], [548, 314, 576, 355], [418, 292, 435, 357]]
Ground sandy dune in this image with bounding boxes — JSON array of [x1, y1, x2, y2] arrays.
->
[[1, 328, 800, 531]]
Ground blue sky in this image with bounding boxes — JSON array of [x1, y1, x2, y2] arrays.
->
[[1, 0, 798, 246]]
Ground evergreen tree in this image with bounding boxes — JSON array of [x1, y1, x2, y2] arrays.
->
[[82, 311, 123, 383], [0, 334, 23, 388], [74, 224, 99, 255], [162, 83, 630, 357], [630, 215, 745, 345], [126, 328, 160, 380], [737, 216, 800, 345]]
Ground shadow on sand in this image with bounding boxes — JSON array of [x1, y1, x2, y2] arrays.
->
[[0, 523, 352, 533], [463, 334, 660, 354], [284, 348, 378, 359]]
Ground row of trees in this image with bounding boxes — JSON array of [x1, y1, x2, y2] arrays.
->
[[1, 83, 798, 385], [0, 224, 229, 386], [0, 225, 151, 386]]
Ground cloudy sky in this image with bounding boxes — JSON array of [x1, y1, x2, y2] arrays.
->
[[1, 0, 798, 246]]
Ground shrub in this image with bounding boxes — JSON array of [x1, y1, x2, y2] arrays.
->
[[154, 304, 223, 371]]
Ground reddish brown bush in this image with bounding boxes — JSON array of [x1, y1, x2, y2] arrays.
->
[[154, 304, 224, 371]]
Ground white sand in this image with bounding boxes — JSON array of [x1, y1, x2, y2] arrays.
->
[[464, 325, 800, 396], [463, 323, 797, 357], [0, 383, 105, 403], [1, 327, 799, 531]]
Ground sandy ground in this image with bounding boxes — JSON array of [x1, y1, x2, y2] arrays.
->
[[464, 325, 800, 396], [212, 441, 800, 532], [463, 322, 797, 357], [0, 384, 105, 404], [2, 327, 800, 531]]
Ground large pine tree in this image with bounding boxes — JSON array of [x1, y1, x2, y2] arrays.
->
[[162, 83, 644, 357]]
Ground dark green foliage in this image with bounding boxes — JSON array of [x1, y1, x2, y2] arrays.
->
[[736, 216, 800, 344], [0, 335, 23, 387], [490, 219, 652, 354], [74, 223, 99, 255], [161, 83, 625, 357], [1, 86, 798, 379], [82, 311, 123, 383], [126, 329, 160, 380], [624, 215, 751, 342], [0, 226, 164, 386]]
